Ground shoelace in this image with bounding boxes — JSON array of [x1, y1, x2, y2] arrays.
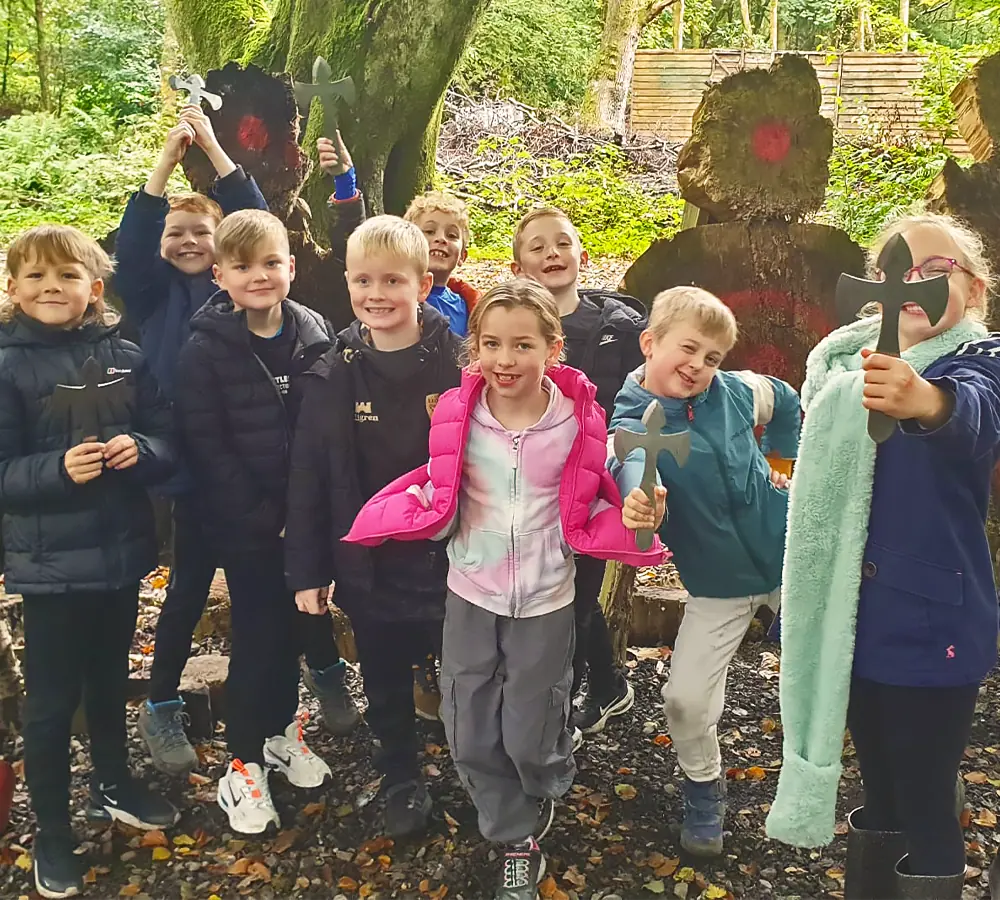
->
[[502, 854, 532, 889], [231, 760, 269, 807], [160, 709, 192, 752]]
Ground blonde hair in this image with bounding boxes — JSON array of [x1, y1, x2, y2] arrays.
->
[[512, 206, 580, 264], [404, 191, 472, 251], [346, 215, 429, 277], [466, 278, 566, 363], [868, 213, 994, 323], [3, 224, 116, 326], [214, 209, 290, 263], [647, 286, 739, 350], [167, 192, 223, 224]]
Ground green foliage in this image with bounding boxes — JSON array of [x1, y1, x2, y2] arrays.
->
[[439, 138, 685, 259], [455, 0, 601, 110], [820, 136, 953, 246], [0, 108, 185, 242]]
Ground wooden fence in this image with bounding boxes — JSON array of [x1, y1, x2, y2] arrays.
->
[[629, 49, 971, 156]]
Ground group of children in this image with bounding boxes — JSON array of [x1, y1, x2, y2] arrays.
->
[[1, 103, 998, 900]]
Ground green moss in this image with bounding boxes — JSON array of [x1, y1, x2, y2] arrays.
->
[[165, 0, 272, 72]]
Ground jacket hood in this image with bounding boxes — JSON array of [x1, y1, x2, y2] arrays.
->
[[0, 312, 120, 349], [578, 289, 647, 331], [339, 302, 457, 358], [189, 290, 333, 351]]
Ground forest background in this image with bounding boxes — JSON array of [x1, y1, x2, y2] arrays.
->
[[0, 0, 998, 258]]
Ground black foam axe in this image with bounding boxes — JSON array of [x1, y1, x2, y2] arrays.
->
[[836, 233, 950, 444]]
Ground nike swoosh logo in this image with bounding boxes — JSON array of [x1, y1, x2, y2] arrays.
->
[[599, 335, 616, 346], [230, 789, 242, 808], [274, 755, 292, 767]]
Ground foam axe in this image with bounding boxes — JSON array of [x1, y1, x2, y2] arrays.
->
[[168, 73, 222, 111], [836, 233, 949, 443], [613, 400, 690, 551], [293, 57, 356, 138]]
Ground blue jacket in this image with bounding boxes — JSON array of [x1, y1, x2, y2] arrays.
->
[[854, 334, 1000, 687], [427, 285, 470, 337], [113, 166, 268, 401], [610, 368, 800, 598]]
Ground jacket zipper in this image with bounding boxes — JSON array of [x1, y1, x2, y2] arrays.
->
[[510, 433, 520, 618]]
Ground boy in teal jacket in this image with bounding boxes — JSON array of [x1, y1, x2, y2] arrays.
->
[[609, 286, 800, 857]]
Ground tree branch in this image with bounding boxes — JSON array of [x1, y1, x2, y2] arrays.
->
[[641, 0, 671, 27]]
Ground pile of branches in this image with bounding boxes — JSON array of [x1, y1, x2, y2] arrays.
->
[[437, 90, 682, 197]]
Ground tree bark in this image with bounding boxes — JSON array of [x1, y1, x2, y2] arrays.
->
[[32, 0, 48, 111], [165, 0, 489, 217], [599, 562, 638, 669], [900, 0, 910, 51], [673, 0, 684, 49], [582, 0, 650, 135], [770, 0, 779, 50], [739, 0, 753, 41]]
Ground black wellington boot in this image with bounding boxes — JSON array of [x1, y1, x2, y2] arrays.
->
[[844, 807, 906, 900], [894, 855, 964, 900]]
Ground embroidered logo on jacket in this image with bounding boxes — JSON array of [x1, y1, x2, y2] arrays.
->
[[599, 334, 617, 347], [355, 401, 378, 423], [425, 393, 440, 419]]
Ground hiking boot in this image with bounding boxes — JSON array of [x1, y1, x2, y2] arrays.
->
[[263, 719, 332, 789], [495, 836, 545, 900], [895, 855, 965, 899], [86, 776, 180, 831], [572, 671, 634, 734], [413, 655, 442, 721], [303, 660, 361, 735], [138, 698, 198, 776], [383, 778, 432, 837], [33, 828, 84, 900], [536, 798, 555, 841], [680, 776, 726, 857], [844, 807, 905, 900], [217, 760, 280, 836]]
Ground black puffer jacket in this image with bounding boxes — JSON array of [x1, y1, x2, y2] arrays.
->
[[284, 306, 463, 622], [0, 314, 175, 594], [174, 293, 335, 555], [568, 289, 647, 426]]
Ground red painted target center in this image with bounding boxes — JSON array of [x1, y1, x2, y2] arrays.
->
[[751, 120, 792, 164], [237, 115, 270, 152]]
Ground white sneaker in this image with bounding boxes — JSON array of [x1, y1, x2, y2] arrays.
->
[[217, 760, 280, 835], [263, 720, 332, 789]]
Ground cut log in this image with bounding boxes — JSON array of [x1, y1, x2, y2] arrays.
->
[[676, 54, 833, 221], [599, 562, 638, 669], [949, 51, 1000, 163], [623, 221, 865, 388]]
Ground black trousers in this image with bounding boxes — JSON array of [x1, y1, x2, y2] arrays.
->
[[848, 676, 979, 876], [22, 587, 138, 831], [352, 609, 443, 788], [571, 554, 617, 699], [149, 497, 340, 703]]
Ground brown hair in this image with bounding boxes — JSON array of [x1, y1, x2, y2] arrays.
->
[[167, 192, 223, 224], [213, 209, 290, 263], [346, 215, 430, 277], [512, 206, 580, 264], [466, 278, 566, 363], [646, 286, 739, 350], [3, 224, 116, 326], [868, 213, 994, 323], [404, 191, 472, 251]]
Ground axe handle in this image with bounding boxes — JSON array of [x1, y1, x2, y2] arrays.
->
[[634, 453, 659, 552], [867, 409, 896, 444]]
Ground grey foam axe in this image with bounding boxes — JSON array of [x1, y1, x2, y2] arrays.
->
[[168, 73, 222, 111], [293, 57, 357, 139], [613, 400, 690, 551], [835, 232, 950, 443]]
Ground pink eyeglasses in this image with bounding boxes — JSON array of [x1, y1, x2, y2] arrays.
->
[[876, 256, 974, 283]]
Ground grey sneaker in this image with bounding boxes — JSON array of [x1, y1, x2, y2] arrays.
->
[[303, 660, 361, 736], [138, 699, 198, 776]]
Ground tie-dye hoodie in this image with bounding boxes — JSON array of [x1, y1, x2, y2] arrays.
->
[[344, 365, 665, 619]]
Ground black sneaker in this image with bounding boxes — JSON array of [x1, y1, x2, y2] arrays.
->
[[495, 836, 545, 900], [535, 798, 555, 841], [33, 828, 84, 899], [86, 776, 180, 830], [572, 671, 635, 734], [383, 778, 432, 837]]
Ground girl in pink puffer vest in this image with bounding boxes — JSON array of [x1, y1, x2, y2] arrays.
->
[[346, 281, 665, 899]]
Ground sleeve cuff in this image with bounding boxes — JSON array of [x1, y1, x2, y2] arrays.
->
[[133, 189, 170, 211], [765, 748, 842, 848], [215, 165, 248, 188], [899, 376, 959, 437], [333, 167, 358, 201]]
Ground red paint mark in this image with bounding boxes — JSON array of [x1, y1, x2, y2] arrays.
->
[[751, 120, 792, 164], [237, 115, 270, 152]]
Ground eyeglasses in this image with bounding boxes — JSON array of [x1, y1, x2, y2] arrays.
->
[[876, 256, 974, 283]]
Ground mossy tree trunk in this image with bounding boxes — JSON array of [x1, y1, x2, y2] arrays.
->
[[164, 0, 490, 217]]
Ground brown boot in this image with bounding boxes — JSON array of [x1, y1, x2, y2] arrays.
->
[[412, 655, 441, 722]]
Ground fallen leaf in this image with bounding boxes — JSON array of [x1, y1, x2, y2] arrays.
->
[[140, 830, 169, 848], [424, 764, 442, 778], [964, 771, 989, 784], [420, 882, 431, 893], [228, 840, 247, 852], [825, 867, 845, 881], [725, 767, 745, 781], [334, 804, 354, 818], [149, 575, 168, 590], [443, 810, 460, 829], [539, 875, 558, 899], [227, 858, 251, 876], [961, 808, 974, 828], [172, 834, 196, 846], [425, 743, 444, 756], [248, 862, 271, 883], [429, 886, 448, 900], [359, 837, 394, 855], [359, 883, 374, 898], [377, 853, 392, 869], [303, 801, 326, 816], [761, 717, 778, 734], [188, 772, 211, 786], [646, 852, 666, 869], [151, 847, 171, 861], [704, 886, 729, 899], [653, 734, 672, 747], [675, 867, 696, 883], [643, 879, 666, 893], [338, 876, 360, 891], [614, 783, 637, 801], [295, 876, 310, 890], [562, 865, 586, 888], [834, 821, 849, 836], [617, 767, 633, 775], [973, 809, 997, 828], [119, 886, 140, 897], [966, 867, 983, 881], [745, 766, 767, 781], [272, 829, 300, 854], [13, 854, 31, 871], [655, 858, 680, 878], [83, 867, 97, 884]]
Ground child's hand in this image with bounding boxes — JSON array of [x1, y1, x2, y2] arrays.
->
[[861, 349, 953, 427], [64, 438, 106, 484], [296, 585, 331, 616], [178, 105, 220, 152], [317, 131, 353, 176], [622, 486, 667, 533], [160, 122, 195, 168], [103, 434, 139, 470], [770, 469, 790, 489]]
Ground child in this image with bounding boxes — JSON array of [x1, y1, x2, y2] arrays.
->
[[284, 215, 463, 837], [404, 190, 480, 337], [511, 207, 647, 743], [119, 116, 360, 775], [610, 286, 800, 857], [345, 280, 666, 899], [0, 226, 179, 899], [174, 210, 336, 835], [766, 214, 1000, 900]]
